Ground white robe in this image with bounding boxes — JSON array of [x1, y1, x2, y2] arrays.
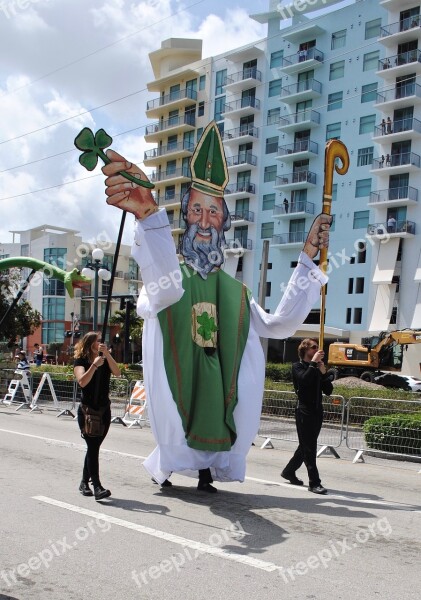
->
[[131, 209, 328, 483]]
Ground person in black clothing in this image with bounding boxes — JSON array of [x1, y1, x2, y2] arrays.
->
[[74, 331, 121, 500], [281, 338, 333, 495]]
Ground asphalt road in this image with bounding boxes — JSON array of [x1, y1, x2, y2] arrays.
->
[[0, 406, 420, 600]]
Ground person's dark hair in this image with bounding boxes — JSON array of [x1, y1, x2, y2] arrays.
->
[[298, 338, 319, 360], [74, 331, 99, 363]]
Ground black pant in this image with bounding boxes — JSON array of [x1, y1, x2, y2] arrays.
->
[[198, 468, 213, 484], [283, 408, 323, 487], [78, 405, 111, 487]]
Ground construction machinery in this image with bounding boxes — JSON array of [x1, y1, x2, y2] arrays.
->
[[327, 329, 421, 382]]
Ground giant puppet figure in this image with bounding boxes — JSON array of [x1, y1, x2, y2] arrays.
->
[[102, 122, 331, 491]]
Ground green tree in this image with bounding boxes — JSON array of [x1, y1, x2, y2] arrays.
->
[[0, 269, 42, 344]]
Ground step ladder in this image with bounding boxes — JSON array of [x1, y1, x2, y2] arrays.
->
[[2, 370, 38, 411]]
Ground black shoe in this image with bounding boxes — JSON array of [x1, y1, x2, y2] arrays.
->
[[197, 482, 218, 493], [151, 477, 173, 487], [94, 485, 111, 500], [281, 471, 304, 486], [308, 485, 328, 495], [79, 480, 93, 497]]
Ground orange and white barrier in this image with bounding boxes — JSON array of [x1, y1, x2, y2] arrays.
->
[[124, 380, 148, 427]]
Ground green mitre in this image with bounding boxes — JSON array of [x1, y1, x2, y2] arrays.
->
[[190, 121, 228, 197]]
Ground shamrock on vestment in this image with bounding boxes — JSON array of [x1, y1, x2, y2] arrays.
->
[[196, 312, 218, 341]]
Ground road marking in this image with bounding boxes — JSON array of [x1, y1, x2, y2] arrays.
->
[[33, 496, 282, 573]]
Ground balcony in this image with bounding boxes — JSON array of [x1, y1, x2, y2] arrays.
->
[[380, 0, 420, 8], [224, 238, 253, 252], [373, 117, 421, 141], [371, 152, 421, 175], [224, 182, 256, 199], [226, 152, 257, 172], [367, 220, 416, 238], [157, 193, 183, 209], [280, 79, 322, 104], [374, 83, 421, 111], [150, 166, 191, 185], [229, 210, 255, 226], [368, 186, 418, 208], [379, 16, 421, 47], [224, 67, 262, 93], [169, 218, 186, 233], [277, 139, 318, 161], [271, 231, 308, 248], [378, 50, 421, 80], [221, 125, 259, 145], [145, 114, 196, 142], [144, 141, 194, 166], [272, 201, 315, 219], [221, 96, 260, 117], [278, 109, 321, 132], [274, 171, 317, 191], [278, 47, 324, 75], [146, 88, 197, 118]]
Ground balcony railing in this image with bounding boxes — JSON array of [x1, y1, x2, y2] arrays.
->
[[369, 186, 418, 203], [224, 68, 262, 85], [144, 141, 194, 161], [169, 218, 186, 230], [158, 193, 184, 206], [224, 238, 253, 250], [226, 152, 257, 168], [374, 116, 421, 137], [272, 231, 308, 245], [372, 152, 421, 169], [146, 88, 197, 111], [229, 210, 255, 222], [379, 49, 421, 70], [375, 83, 421, 104], [145, 113, 196, 135], [224, 182, 256, 195], [278, 109, 321, 127], [150, 166, 190, 183], [277, 140, 318, 157], [275, 171, 317, 185], [221, 126, 259, 141], [280, 47, 324, 68], [273, 200, 315, 216], [223, 97, 260, 112], [380, 16, 421, 38], [367, 220, 416, 235], [280, 79, 322, 98]]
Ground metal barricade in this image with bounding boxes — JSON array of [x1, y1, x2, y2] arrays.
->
[[345, 396, 421, 463], [259, 389, 345, 456], [110, 377, 129, 426], [32, 372, 76, 416]]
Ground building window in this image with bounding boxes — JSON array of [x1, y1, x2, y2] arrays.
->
[[359, 114, 376, 134], [357, 242, 366, 263], [196, 127, 203, 142], [43, 278, 65, 296], [390, 307, 397, 325], [365, 18, 382, 40], [261, 222, 274, 239], [353, 308, 362, 324], [357, 147, 374, 166], [128, 258, 139, 280], [355, 277, 364, 293], [198, 101, 205, 117], [21, 244, 29, 256], [215, 69, 227, 95], [332, 184, 337, 202], [165, 185, 175, 200], [267, 107, 280, 125], [269, 79, 282, 97], [355, 179, 371, 197], [353, 210, 369, 229], [331, 29, 346, 50], [199, 74, 206, 90], [346, 308, 351, 324], [329, 60, 345, 80], [166, 159, 176, 175], [348, 278, 354, 294], [361, 82, 377, 103], [363, 51, 379, 71], [214, 96, 225, 122], [270, 50, 283, 68], [42, 297, 65, 320], [330, 214, 336, 232], [262, 193, 275, 210], [326, 122, 341, 140], [265, 136, 278, 154], [264, 165, 277, 183], [42, 322, 65, 345], [266, 282, 272, 297], [327, 91, 343, 111]]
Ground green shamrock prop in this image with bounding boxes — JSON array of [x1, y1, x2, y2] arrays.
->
[[74, 127, 154, 189], [196, 312, 218, 342]]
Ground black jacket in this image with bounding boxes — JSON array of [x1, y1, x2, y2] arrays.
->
[[292, 360, 333, 413]]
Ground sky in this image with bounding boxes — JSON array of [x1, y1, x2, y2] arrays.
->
[[0, 0, 269, 247]]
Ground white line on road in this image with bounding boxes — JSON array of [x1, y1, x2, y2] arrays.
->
[[33, 496, 282, 573]]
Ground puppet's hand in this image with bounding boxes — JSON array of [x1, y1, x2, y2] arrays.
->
[[303, 213, 332, 259], [102, 150, 158, 220]]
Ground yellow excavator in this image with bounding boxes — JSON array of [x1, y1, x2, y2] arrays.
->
[[327, 329, 421, 382]]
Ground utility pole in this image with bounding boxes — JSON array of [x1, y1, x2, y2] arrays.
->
[[258, 240, 270, 360]]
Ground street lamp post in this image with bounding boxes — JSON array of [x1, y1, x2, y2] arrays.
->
[[81, 248, 111, 330]]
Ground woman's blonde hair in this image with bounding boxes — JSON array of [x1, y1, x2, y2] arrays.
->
[[74, 331, 99, 363]]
